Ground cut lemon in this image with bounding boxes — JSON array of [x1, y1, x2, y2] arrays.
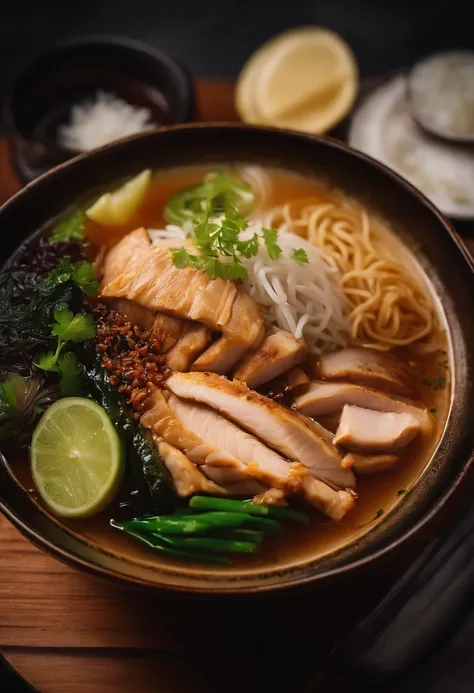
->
[[31, 397, 124, 519], [236, 27, 358, 134], [86, 169, 151, 226]]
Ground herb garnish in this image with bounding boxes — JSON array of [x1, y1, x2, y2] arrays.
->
[[48, 258, 99, 296], [376, 508, 384, 517], [36, 308, 96, 394], [49, 210, 85, 243], [397, 489, 407, 497], [291, 248, 309, 265], [429, 407, 437, 414], [168, 174, 308, 281]]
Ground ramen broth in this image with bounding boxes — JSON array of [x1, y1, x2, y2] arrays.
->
[[7, 166, 451, 573]]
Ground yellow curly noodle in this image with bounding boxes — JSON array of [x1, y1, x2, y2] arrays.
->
[[265, 195, 441, 353]]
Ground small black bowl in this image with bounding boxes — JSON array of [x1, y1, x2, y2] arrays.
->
[[3, 35, 195, 183]]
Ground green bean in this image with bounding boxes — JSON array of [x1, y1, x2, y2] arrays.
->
[[111, 525, 230, 565], [190, 496, 309, 524], [153, 534, 260, 555], [123, 512, 280, 536]]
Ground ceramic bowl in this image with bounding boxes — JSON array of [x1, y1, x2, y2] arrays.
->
[[3, 35, 194, 183], [0, 124, 473, 594]]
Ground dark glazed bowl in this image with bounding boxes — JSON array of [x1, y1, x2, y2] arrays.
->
[[0, 124, 473, 594], [3, 35, 194, 184]]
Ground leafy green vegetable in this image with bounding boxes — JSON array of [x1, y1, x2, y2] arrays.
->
[[0, 374, 59, 444], [167, 174, 313, 281], [291, 248, 309, 265], [49, 211, 85, 243], [79, 345, 177, 514], [51, 308, 96, 343], [164, 171, 255, 226], [57, 353, 83, 395], [262, 227, 282, 260], [36, 308, 96, 393], [48, 258, 98, 296]]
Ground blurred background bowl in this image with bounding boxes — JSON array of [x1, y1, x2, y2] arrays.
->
[[2, 35, 195, 183]]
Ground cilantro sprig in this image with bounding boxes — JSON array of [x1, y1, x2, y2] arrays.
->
[[168, 174, 309, 281], [35, 308, 96, 394], [47, 257, 99, 296], [49, 210, 85, 243]]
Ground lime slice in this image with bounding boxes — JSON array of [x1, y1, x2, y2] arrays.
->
[[86, 169, 151, 226], [31, 397, 124, 518]]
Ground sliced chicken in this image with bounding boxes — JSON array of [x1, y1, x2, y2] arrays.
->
[[141, 387, 263, 495], [265, 367, 310, 398], [342, 451, 399, 475], [295, 381, 432, 432], [101, 227, 151, 286], [166, 324, 212, 372], [252, 488, 287, 506], [166, 372, 355, 490], [100, 228, 264, 350], [192, 335, 250, 375], [334, 405, 420, 453], [168, 394, 354, 521], [106, 297, 185, 352], [234, 331, 307, 389], [318, 347, 414, 396], [155, 437, 224, 497]]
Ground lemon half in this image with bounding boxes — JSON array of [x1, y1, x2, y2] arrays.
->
[[236, 27, 358, 134]]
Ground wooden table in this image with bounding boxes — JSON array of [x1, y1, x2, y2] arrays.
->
[[1, 80, 474, 693]]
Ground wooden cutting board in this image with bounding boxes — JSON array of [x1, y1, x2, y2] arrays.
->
[[1, 79, 473, 693]]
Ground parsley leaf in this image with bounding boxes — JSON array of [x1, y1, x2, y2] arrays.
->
[[262, 228, 282, 260], [291, 248, 309, 265], [51, 308, 96, 343], [57, 352, 83, 395], [47, 258, 98, 296], [36, 351, 61, 373], [49, 211, 85, 243]]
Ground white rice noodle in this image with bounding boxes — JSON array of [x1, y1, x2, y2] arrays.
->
[[241, 225, 350, 353], [148, 222, 350, 354], [239, 166, 273, 216]]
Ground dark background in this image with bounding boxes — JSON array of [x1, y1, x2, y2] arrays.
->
[[1, 0, 473, 90], [1, 1, 474, 691]]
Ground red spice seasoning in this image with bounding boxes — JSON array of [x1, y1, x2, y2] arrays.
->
[[94, 306, 169, 417]]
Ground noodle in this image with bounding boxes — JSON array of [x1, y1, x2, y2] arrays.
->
[[265, 196, 441, 352]]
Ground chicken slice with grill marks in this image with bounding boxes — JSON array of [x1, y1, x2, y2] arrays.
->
[[166, 372, 355, 490], [167, 394, 354, 521]]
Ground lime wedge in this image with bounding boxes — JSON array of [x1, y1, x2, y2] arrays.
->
[[31, 397, 124, 518], [86, 169, 151, 226]]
